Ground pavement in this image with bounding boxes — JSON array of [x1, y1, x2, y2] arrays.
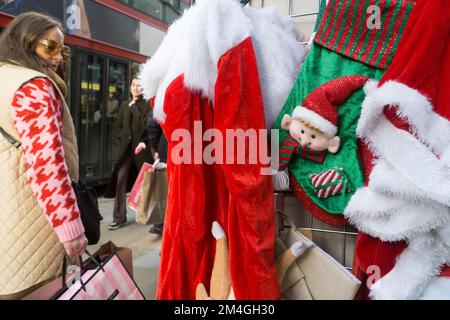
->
[[87, 197, 162, 300]]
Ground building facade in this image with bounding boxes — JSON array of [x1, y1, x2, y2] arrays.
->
[[0, 0, 192, 185]]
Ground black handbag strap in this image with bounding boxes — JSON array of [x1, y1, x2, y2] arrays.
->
[[0, 126, 21, 148]]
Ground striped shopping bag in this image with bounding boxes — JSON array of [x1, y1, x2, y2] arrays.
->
[[52, 252, 145, 300]]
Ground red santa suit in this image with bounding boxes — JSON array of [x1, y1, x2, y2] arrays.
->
[[345, 0, 450, 299], [139, 0, 305, 299]]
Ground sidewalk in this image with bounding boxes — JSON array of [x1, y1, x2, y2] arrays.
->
[[87, 197, 162, 300]]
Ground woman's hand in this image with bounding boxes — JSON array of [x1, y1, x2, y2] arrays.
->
[[135, 142, 146, 155], [63, 233, 88, 258], [151, 148, 158, 160]]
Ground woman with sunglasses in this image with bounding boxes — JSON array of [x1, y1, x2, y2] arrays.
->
[[0, 12, 87, 299], [104, 78, 154, 230]]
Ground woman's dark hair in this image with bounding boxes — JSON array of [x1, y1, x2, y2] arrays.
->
[[129, 77, 143, 100], [0, 12, 64, 77]]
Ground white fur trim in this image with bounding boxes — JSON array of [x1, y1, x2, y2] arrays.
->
[[369, 159, 449, 205], [183, 0, 251, 99], [243, 6, 305, 128], [437, 222, 450, 250], [370, 234, 448, 300], [419, 277, 450, 300], [139, 0, 304, 126], [345, 188, 450, 242], [362, 116, 450, 207], [344, 187, 406, 220], [358, 80, 450, 162], [139, 5, 196, 121], [139, 0, 250, 122], [292, 106, 337, 136], [348, 80, 450, 299], [363, 79, 379, 95]]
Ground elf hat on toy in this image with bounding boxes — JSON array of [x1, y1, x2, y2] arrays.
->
[[292, 75, 369, 137]]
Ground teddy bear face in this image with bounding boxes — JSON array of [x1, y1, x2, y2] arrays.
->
[[289, 119, 331, 152]]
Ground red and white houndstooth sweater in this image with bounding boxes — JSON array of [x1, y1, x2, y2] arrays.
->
[[10, 78, 84, 243]]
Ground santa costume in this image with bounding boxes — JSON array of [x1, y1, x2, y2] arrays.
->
[[345, 0, 450, 299], [139, 0, 304, 299]]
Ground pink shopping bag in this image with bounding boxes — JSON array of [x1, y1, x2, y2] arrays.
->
[[53, 253, 145, 300], [128, 160, 158, 211]]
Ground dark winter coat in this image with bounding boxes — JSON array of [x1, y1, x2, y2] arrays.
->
[[104, 98, 154, 198], [139, 108, 168, 163]]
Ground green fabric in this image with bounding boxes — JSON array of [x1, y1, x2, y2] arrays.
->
[[272, 44, 385, 215]]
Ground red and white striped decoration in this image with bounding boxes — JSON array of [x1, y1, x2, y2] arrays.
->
[[310, 166, 349, 199]]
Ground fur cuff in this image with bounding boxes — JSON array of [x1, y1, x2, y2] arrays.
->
[[345, 187, 450, 242], [370, 234, 447, 300]]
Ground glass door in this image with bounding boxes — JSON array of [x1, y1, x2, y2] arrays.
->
[[78, 53, 105, 181], [105, 60, 128, 175]]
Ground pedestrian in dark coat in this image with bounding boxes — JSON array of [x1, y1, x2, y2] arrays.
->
[[104, 78, 153, 230], [135, 101, 168, 235]]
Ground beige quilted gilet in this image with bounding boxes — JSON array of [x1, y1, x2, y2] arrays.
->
[[0, 63, 79, 298]]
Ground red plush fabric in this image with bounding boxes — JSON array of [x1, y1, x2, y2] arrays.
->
[[352, 233, 407, 300], [379, 0, 450, 120], [156, 37, 280, 300]]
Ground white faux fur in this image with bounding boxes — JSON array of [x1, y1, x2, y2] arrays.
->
[[243, 6, 305, 128], [370, 159, 450, 206], [183, 0, 251, 100], [348, 79, 450, 299], [139, 0, 304, 127], [437, 222, 450, 250], [420, 277, 450, 300], [292, 106, 337, 136], [139, 4, 197, 121], [370, 234, 448, 300], [345, 190, 450, 242], [344, 187, 406, 220], [358, 80, 450, 162], [363, 116, 450, 207]]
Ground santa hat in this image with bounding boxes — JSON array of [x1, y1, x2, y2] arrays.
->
[[356, 0, 450, 188], [292, 75, 369, 137]]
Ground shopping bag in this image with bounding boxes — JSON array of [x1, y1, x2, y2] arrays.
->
[[91, 241, 134, 277], [46, 252, 144, 300], [23, 243, 136, 300], [128, 162, 156, 211], [21, 277, 65, 300], [276, 226, 361, 300], [135, 169, 167, 225]]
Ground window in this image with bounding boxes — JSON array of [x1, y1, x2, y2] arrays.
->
[[117, 0, 192, 24]]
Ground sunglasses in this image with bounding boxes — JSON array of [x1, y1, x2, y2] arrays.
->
[[38, 39, 71, 59]]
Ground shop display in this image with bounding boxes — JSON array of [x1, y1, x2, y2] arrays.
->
[[139, 0, 305, 299], [140, 0, 450, 301]]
